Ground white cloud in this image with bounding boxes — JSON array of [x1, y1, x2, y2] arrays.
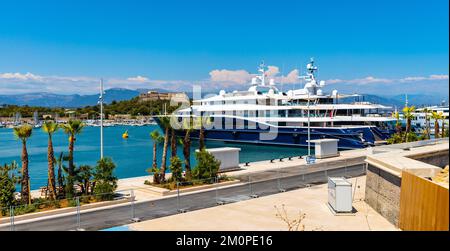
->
[[127, 75, 149, 82], [266, 66, 280, 77], [347, 76, 393, 84], [429, 74, 449, 80], [325, 79, 344, 84], [326, 74, 449, 85], [400, 76, 427, 82], [0, 72, 43, 81], [209, 66, 299, 85], [209, 69, 252, 84], [276, 69, 299, 84], [0, 70, 448, 96]]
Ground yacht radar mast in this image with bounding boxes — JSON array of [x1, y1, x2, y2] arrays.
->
[[257, 61, 267, 86], [298, 58, 325, 96]]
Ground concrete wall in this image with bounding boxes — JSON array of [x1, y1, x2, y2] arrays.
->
[[408, 150, 449, 168], [365, 164, 402, 226]]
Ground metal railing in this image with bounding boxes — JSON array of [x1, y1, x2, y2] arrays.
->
[[0, 160, 368, 231]]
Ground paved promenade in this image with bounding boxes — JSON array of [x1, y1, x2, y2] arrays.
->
[[29, 147, 370, 202], [128, 176, 397, 231]]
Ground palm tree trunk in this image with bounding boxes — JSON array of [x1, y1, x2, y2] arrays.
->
[[47, 134, 57, 200], [170, 128, 177, 158], [67, 135, 75, 197], [152, 142, 159, 184], [396, 120, 401, 135], [183, 130, 191, 180], [152, 142, 158, 169], [57, 162, 64, 197], [21, 139, 30, 204], [426, 118, 431, 139], [199, 126, 205, 150], [68, 135, 74, 176], [160, 127, 169, 182], [404, 119, 411, 142], [441, 119, 445, 138], [435, 119, 440, 138]]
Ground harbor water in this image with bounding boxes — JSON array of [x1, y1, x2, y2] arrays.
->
[[0, 125, 309, 190]]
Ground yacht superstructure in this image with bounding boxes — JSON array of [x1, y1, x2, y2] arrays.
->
[[412, 106, 449, 135], [161, 59, 397, 149]]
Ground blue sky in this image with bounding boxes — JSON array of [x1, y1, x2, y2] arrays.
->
[[0, 0, 448, 95]]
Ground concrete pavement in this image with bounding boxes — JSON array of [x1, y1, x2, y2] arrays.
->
[[128, 176, 398, 231]]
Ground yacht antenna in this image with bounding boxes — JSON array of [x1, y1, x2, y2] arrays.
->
[[258, 61, 266, 86]]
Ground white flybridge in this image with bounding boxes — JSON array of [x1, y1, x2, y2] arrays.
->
[[162, 59, 397, 149]]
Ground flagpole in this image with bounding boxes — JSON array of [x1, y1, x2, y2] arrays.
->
[[100, 79, 104, 160]]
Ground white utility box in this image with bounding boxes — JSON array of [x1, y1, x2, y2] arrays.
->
[[196, 147, 241, 171], [307, 139, 340, 159], [328, 177, 353, 213]]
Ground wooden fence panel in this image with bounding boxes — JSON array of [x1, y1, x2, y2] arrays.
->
[[399, 171, 449, 231]]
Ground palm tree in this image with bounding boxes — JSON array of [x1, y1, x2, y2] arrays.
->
[[150, 130, 163, 183], [422, 108, 432, 139], [159, 116, 171, 182], [402, 106, 416, 142], [440, 112, 446, 138], [431, 111, 442, 138], [42, 121, 58, 200], [77, 165, 92, 195], [195, 116, 209, 150], [392, 111, 402, 135], [55, 152, 66, 197], [13, 124, 33, 204], [182, 128, 192, 180], [170, 126, 177, 158], [60, 120, 84, 198]]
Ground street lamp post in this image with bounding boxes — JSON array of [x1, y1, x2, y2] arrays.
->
[[307, 91, 311, 158]]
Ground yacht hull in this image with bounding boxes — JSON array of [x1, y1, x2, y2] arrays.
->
[[155, 118, 394, 150]]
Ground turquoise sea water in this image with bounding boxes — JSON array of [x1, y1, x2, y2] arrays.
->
[[0, 125, 309, 190]]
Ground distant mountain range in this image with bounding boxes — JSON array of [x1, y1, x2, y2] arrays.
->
[[0, 88, 447, 108], [0, 88, 159, 107]]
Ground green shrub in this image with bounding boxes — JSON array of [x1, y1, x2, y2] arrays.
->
[[168, 156, 183, 183], [14, 204, 37, 215], [387, 132, 420, 144], [0, 162, 19, 210], [67, 199, 78, 207], [192, 150, 221, 180], [93, 157, 117, 201]]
